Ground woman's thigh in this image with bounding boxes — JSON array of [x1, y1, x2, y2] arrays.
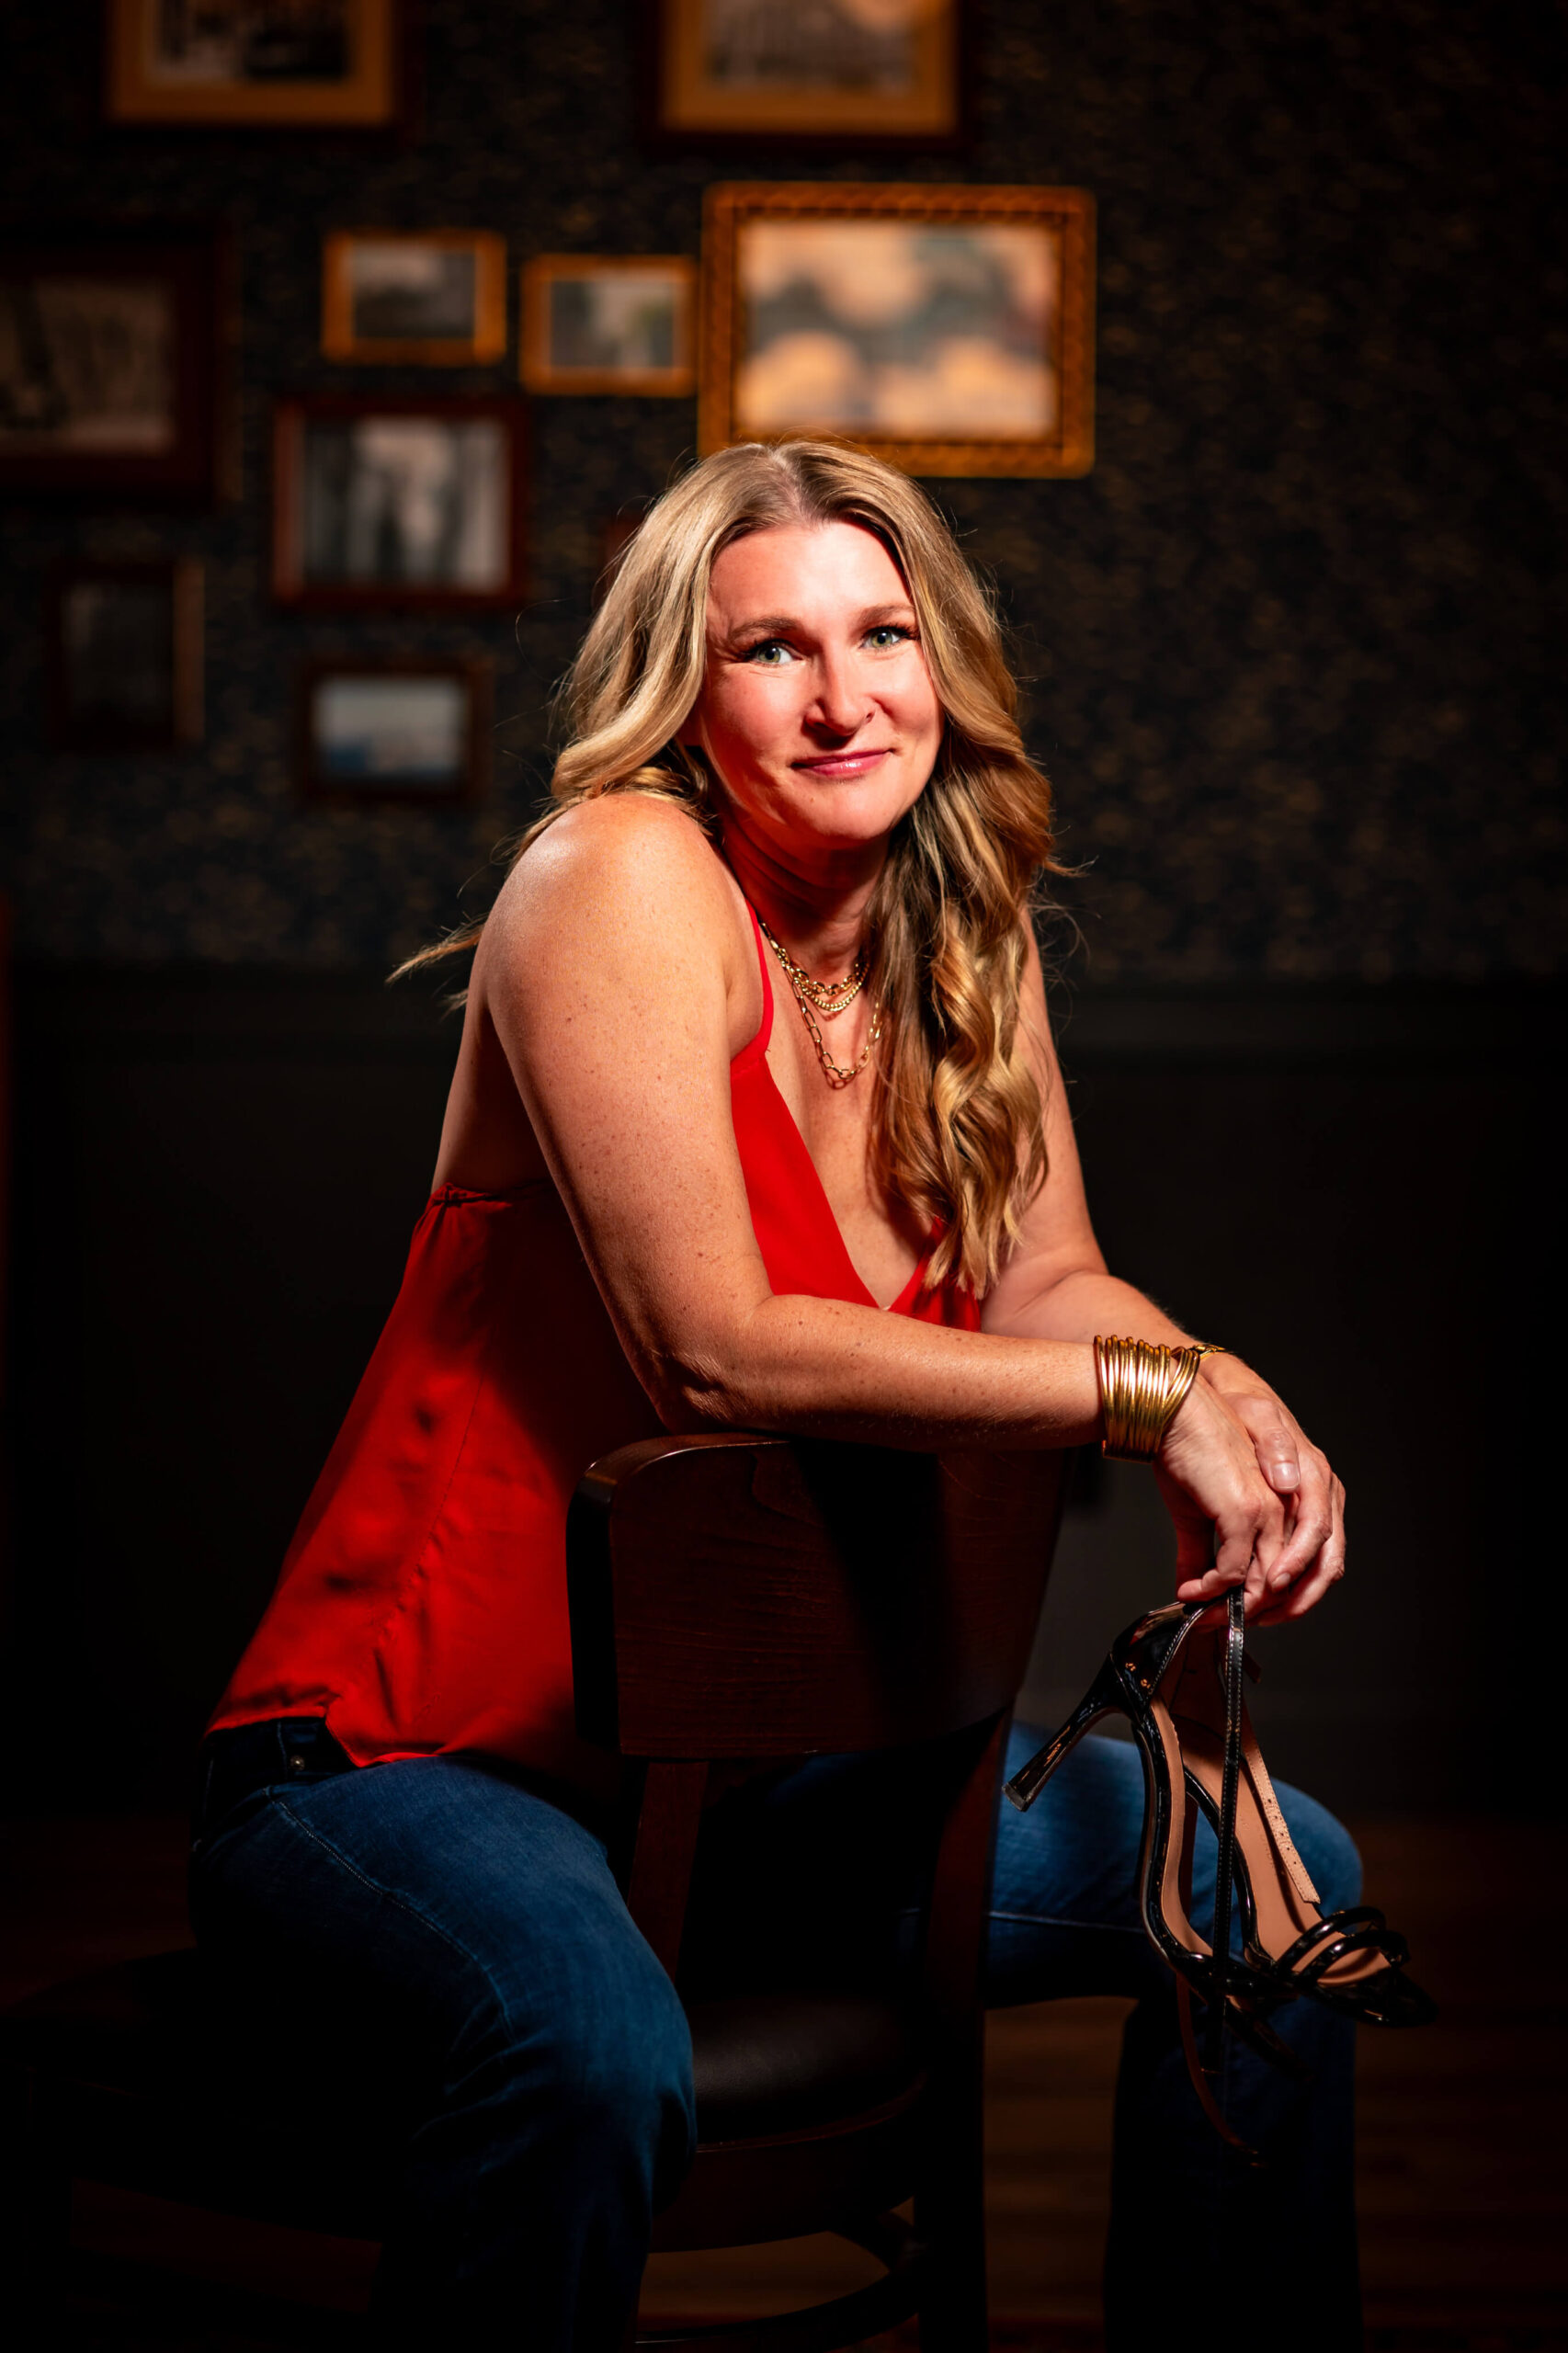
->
[[190, 1748, 694, 2141], [685, 1725, 1360, 2008]]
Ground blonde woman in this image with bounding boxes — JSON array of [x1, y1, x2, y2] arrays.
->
[[193, 442, 1358, 2347]]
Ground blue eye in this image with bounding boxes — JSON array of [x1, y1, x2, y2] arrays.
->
[[866, 625, 913, 650], [742, 639, 798, 665]]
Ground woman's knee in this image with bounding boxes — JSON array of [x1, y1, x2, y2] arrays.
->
[[485, 1929, 696, 2177]]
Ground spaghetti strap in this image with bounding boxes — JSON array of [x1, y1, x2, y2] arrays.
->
[[731, 902, 775, 1073]]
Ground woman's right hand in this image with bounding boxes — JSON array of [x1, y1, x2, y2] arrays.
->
[[1153, 1377, 1290, 1612]]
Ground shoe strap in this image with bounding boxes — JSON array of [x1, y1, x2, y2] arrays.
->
[[1201, 1588, 1246, 2076], [1274, 1906, 1409, 1984]]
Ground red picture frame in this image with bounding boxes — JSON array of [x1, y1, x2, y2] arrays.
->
[[271, 393, 527, 610]]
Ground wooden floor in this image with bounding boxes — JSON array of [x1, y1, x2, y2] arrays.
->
[[1, 1815, 1564, 2347]]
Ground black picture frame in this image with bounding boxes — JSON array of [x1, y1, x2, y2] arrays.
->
[[47, 560, 204, 751], [296, 656, 492, 805], [0, 229, 230, 504]]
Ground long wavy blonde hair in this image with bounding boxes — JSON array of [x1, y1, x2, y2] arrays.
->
[[413, 439, 1061, 1294]]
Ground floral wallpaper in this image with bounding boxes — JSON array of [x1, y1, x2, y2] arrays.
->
[[1, 0, 1561, 979]]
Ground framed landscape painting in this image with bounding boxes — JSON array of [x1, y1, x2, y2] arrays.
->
[[521, 256, 696, 395], [699, 183, 1095, 478], [106, 0, 403, 128], [272, 395, 526, 608], [323, 231, 508, 364], [296, 657, 492, 804], [48, 559, 204, 750], [651, 0, 963, 145], [0, 232, 225, 500]]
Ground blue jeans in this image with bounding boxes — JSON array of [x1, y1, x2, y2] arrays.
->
[[189, 1716, 1361, 2350]]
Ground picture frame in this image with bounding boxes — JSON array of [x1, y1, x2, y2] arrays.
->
[[520, 256, 697, 396], [105, 0, 404, 130], [0, 230, 228, 502], [647, 0, 965, 148], [296, 656, 492, 805], [322, 231, 508, 366], [272, 394, 526, 609], [48, 560, 204, 751], [699, 182, 1096, 479]]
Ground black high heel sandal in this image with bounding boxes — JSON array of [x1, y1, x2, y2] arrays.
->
[[1005, 1589, 1434, 2149]]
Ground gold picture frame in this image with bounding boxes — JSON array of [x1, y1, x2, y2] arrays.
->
[[699, 183, 1095, 479], [106, 0, 401, 129], [521, 256, 697, 396], [323, 232, 507, 365], [653, 0, 962, 144]]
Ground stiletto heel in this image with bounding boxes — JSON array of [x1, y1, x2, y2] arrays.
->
[[1005, 1587, 1434, 2143], [1002, 1656, 1122, 1813]]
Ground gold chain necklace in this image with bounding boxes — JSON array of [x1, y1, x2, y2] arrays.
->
[[754, 904, 882, 1089], [752, 908, 868, 1014]]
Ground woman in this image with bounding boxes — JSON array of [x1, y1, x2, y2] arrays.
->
[[193, 439, 1358, 2347]]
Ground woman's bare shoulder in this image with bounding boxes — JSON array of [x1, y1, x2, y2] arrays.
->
[[481, 793, 743, 993]]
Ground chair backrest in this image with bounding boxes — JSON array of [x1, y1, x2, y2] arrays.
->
[[566, 1433, 1067, 1985]]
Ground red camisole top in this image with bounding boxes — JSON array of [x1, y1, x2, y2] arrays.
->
[[210, 909, 980, 1793]]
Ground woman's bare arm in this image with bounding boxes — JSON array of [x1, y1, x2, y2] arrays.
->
[[983, 928, 1346, 1620]]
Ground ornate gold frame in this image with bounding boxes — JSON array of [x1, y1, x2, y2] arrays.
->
[[699, 183, 1095, 479]]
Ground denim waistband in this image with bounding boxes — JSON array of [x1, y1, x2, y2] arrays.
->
[[192, 1714, 356, 1847]]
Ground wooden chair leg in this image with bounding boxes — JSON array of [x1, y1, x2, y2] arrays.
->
[[914, 2058, 989, 2353]]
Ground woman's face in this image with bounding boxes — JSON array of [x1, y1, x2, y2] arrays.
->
[[684, 519, 943, 869]]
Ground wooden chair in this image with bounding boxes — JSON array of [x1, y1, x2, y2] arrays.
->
[[0, 1432, 1065, 2348]]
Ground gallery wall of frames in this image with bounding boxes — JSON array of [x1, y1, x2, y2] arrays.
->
[[2, 0, 1559, 982], [1, 1, 1562, 1813]]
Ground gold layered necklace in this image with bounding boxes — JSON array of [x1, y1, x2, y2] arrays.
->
[[754, 904, 883, 1089]]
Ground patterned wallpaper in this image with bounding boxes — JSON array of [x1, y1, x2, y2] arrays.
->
[[2, 0, 1562, 979]]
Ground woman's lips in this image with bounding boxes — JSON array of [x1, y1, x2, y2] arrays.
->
[[790, 749, 892, 779]]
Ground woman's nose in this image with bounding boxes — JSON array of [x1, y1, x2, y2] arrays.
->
[[809, 654, 871, 737]]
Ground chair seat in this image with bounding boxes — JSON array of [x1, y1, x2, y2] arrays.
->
[[0, 1949, 925, 2234], [685, 1994, 921, 2143]]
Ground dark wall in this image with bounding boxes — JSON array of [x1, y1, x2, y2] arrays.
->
[[2, 0, 1562, 976], [2, 4, 1564, 1813]]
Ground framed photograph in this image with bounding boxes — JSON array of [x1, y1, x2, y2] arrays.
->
[[0, 232, 226, 500], [699, 183, 1095, 478], [521, 257, 697, 396], [296, 658, 492, 804], [323, 231, 507, 365], [272, 395, 526, 608], [650, 0, 963, 146], [48, 560, 204, 751], [105, 0, 403, 129]]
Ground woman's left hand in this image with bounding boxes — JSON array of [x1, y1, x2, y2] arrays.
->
[[1199, 1357, 1346, 1621]]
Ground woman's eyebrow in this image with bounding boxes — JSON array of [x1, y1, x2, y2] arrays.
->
[[723, 613, 800, 641], [722, 600, 916, 642]]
